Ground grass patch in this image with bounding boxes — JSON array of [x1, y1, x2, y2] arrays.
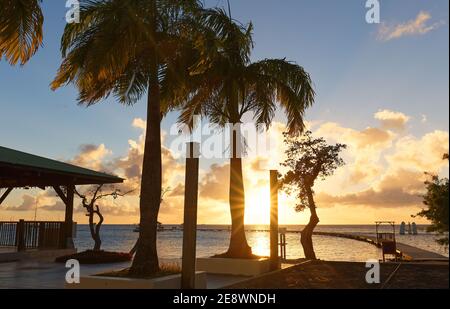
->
[[97, 262, 182, 280], [55, 250, 132, 264]]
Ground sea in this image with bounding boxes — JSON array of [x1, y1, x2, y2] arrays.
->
[[74, 225, 449, 263]]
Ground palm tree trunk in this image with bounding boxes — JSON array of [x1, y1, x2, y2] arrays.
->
[[130, 47, 161, 275], [301, 187, 319, 260], [221, 126, 252, 258]]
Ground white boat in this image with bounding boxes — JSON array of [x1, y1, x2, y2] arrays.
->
[[133, 222, 164, 233]]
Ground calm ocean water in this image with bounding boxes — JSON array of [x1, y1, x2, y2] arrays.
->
[[74, 225, 449, 263]]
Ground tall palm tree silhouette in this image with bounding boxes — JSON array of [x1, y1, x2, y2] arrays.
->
[[51, 0, 203, 275], [177, 8, 315, 258]]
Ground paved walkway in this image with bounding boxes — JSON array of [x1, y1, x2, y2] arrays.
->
[[0, 260, 132, 288], [0, 259, 249, 289]]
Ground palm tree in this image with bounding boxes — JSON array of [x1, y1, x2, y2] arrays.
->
[[51, 0, 202, 276], [178, 8, 315, 258], [0, 0, 44, 65]]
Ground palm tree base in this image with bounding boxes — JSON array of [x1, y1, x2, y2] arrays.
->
[[213, 247, 257, 260], [128, 264, 161, 278]]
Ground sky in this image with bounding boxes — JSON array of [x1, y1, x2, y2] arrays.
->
[[0, 0, 449, 225]]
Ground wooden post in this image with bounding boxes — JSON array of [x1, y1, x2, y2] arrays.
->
[[270, 170, 279, 271], [16, 219, 25, 252], [181, 142, 200, 289], [38, 222, 45, 249], [64, 185, 75, 249]]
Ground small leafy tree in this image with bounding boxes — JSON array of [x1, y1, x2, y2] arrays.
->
[[75, 185, 133, 251], [415, 154, 449, 246], [281, 131, 346, 259]]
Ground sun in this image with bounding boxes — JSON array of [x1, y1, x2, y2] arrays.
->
[[245, 187, 271, 225]]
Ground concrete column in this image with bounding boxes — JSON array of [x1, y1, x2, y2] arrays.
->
[[181, 142, 200, 289]]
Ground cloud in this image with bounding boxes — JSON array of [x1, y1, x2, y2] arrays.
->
[[99, 118, 185, 219], [69, 144, 112, 171], [316, 169, 426, 209], [250, 157, 270, 171], [317, 188, 421, 209], [378, 11, 444, 41], [168, 183, 185, 198], [374, 109, 410, 131], [314, 127, 449, 210], [40, 201, 65, 212], [84, 199, 139, 217], [314, 120, 394, 186], [315, 122, 393, 149], [199, 163, 230, 202], [421, 114, 428, 124], [7, 118, 187, 220], [132, 118, 146, 130], [2, 110, 448, 224], [99, 118, 185, 197], [3, 195, 36, 211], [386, 130, 449, 172]]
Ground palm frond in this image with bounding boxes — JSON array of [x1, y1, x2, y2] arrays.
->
[[0, 0, 43, 65], [245, 59, 315, 134], [52, 0, 204, 109]]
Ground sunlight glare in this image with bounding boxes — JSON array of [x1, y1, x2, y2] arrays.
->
[[245, 187, 270, 224], [250, 234, 270, 257]]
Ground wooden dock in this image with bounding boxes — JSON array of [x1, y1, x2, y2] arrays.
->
[[312, 232, 448, 261], [195, 228, 448, 262], [395, 242, 448, 261]]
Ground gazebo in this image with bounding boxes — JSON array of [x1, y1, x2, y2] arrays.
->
[[0, 146, 123, 251]]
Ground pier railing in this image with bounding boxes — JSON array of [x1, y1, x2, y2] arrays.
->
[[0, 220, 66, 251], [0, 221, 17, 247]]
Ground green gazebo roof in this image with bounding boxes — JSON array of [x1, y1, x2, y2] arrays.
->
[[0, 146, 123, 188]]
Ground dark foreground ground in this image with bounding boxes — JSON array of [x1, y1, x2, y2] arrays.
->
[[225, 260, 449, 289]]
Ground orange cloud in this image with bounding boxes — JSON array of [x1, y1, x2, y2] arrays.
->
[[69, 144, 111, 171], [2, 110, 448, 225], [316, 169, 426, 209], [199, 163, 230, 202], [386, 130, 449, 173], [3, 194, 36, 211], [374, 109, 410, 131], [378, 11, 444, 41]]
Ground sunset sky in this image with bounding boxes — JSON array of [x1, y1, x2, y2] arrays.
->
[[0, 0, 448, 225]]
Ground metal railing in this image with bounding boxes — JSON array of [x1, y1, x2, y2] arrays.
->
[[0, 221, 17, 246], [0, 220, 65, 251]]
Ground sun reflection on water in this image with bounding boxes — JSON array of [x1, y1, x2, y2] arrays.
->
[[249, 233, 270, 257]]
